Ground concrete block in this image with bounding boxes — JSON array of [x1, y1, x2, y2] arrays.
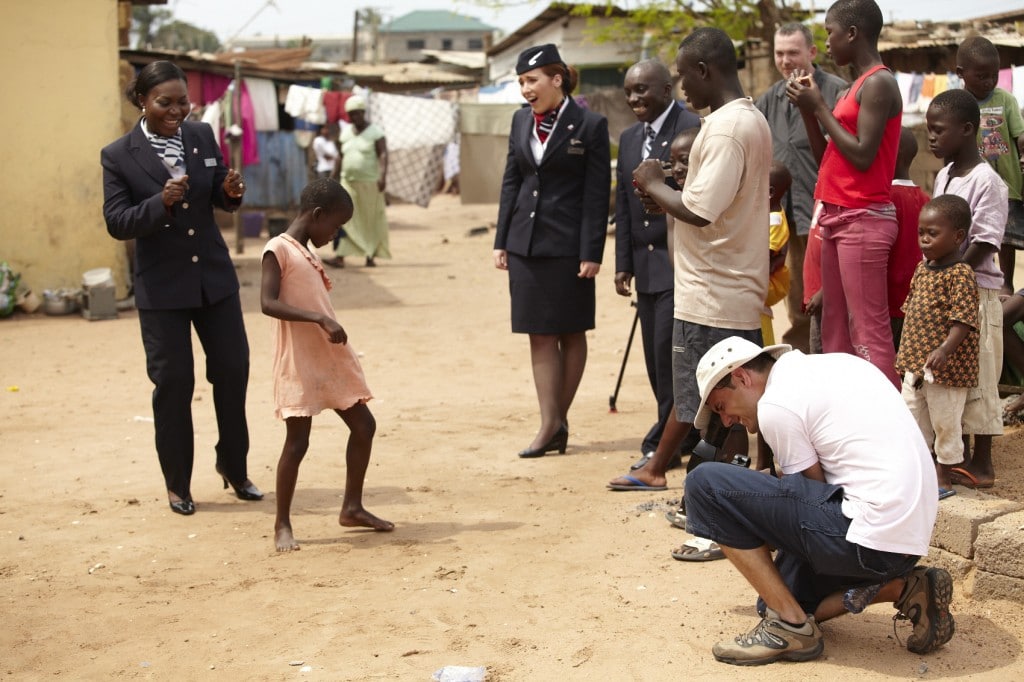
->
[[930, 490, 1022, 559], [975, 510, 1024, 580], [923, 545, 975, 581], [971, 570, 1024, 602]]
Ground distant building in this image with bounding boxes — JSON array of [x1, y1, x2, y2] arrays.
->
[[378, 10, 495, 63], [229, 34, 372, 63]]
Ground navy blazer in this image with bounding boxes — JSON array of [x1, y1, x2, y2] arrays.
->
[[101, 120, 242, 310], [614, 102, 701, 294], [494, 98, 611, 263]]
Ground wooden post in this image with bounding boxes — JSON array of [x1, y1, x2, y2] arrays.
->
[[233, 60, 244, 254]]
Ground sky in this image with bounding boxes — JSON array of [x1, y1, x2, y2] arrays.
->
[[164, 0, 1022, 44]]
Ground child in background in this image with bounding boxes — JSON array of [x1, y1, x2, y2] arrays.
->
[[956, 36, 1024, 294], [626, 129, 706, 495], [802, 202, 824, 354], [261, 178, 394, 552], [1001, 291, 1024, 420], [926, 88, 1008, 491], [889, 127, 929, 349], [763, 161, 792, 345], [896, 195, 979, 499]]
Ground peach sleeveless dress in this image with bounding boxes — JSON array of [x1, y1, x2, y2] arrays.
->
[[263, 234, 372, 419]]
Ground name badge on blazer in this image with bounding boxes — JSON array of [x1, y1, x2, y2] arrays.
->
[[204, 157, 216, 167], [567, 139, 585, 155]]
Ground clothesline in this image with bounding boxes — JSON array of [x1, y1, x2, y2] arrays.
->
[[896, 65, 1024, 124]]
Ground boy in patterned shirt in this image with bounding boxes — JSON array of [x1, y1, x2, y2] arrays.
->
[[897, 195, 979, 499]]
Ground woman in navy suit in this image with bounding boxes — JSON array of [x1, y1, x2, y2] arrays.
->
[[493, 45, 611, 458], [101, 61, 262, 515]]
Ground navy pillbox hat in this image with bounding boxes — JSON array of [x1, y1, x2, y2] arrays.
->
[[516, 44, 564, 75]]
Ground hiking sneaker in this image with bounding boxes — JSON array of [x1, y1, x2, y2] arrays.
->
[[894, 566, 955, 654], [712, 608, 824, 666]]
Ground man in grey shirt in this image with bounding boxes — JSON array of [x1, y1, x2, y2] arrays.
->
[[755, 23, 846, 353]]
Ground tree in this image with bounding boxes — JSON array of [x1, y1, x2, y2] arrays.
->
[[153, 21, 222, 53], [472, 1, 821, 68], [131, 6, 221, 52], [567, 1, 814, 65], [131, 5, 172, 49]]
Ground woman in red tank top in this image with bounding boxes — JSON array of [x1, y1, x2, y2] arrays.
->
[[786, 0, 904, 389]]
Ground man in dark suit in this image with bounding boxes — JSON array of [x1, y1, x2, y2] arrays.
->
[[614, 59, 700, 470]]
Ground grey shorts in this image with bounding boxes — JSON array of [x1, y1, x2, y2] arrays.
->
[[1003, 199, 1024, 249], [672, 320, 762, 423]]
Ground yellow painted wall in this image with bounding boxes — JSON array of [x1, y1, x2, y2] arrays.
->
[[0, 0, 128, 296]]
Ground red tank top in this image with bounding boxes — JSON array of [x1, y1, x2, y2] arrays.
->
[[815, 64, 901, 208]]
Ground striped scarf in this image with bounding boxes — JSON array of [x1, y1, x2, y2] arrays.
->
[[533, 109, 558, 143], [147, 130, 185, 169]]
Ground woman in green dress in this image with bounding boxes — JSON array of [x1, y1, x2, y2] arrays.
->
[[325, 96, 390, 268]]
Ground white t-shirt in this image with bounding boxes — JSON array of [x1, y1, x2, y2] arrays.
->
[[313, 135, 339, 174], [674, 97, 771, 329], [932, 162, 1008, 290], [759, 351, 938, 556]]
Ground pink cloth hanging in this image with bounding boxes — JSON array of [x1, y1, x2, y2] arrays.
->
[[215, 80, 259, 167], [185, 70, 203, 106], [998, 68, 1013, 92], [239, 80, 259, 166], [201, 74, 232, 106]]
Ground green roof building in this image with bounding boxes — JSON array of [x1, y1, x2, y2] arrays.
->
[[378, 10, 495, 62]]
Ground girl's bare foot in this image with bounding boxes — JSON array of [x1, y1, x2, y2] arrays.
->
[[339, 507, 394, 531], [275, 525, 300, 552]]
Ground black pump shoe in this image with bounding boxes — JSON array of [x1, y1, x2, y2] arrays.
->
[[216, 465, 265, 501], [518, 425, 569, 458], [169, 498, 195, 515]]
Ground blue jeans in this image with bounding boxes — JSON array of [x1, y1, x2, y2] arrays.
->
[[685, 463, 919, 613]]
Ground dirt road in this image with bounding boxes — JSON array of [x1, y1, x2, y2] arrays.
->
[[3, 194, 1023, 680]]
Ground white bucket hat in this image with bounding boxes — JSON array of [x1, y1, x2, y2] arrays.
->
[[693, 337, 791, 430]]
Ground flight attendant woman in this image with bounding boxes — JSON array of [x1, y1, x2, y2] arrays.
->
[[493, 44, 611, 458], [102, 61, 262, 515]]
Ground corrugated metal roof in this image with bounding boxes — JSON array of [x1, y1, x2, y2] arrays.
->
[[120, 47, 348, 81], [420, 49, 486, 70], [380, 10, 494, 33], [342, 61, 478, 85], [120, 48, 479, 91]]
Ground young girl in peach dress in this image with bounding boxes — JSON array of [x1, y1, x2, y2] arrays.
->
[[260, 179, 394, 551]]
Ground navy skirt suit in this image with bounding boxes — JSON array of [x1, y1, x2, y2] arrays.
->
[[495, 98, 611, 334], [101, 120, 250, 500]]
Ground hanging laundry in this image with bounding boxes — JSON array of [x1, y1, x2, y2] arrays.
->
[[1013, 66, 1024, 108], [998, 68, 1013, 93], [244, 78, 279, 132], [285, 84, 326, 125], [370, 92, 457, 208]]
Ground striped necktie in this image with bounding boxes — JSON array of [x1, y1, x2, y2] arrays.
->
[[642, 123, 655, 160], [148, 131, 185, 169]]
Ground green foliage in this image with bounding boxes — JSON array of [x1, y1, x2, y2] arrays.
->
[[152, 21, 222, 53], [566, 1, 775, 65], [131, 5, 172, 49], [131, 5, 221, 52]]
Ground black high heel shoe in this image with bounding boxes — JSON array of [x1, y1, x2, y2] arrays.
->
[[518, 425, 569, 458], [169, 497, 195, 516], [216, 465, 264, 501]]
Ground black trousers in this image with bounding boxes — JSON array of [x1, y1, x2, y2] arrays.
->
[[139, 293, 250, 499], [636, 288, 675, 454]]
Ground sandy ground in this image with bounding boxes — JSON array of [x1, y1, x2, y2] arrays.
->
[[4, 193, 1024, 680]]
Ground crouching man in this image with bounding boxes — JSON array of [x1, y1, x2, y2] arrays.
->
[[685, 337, 953, 665]]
